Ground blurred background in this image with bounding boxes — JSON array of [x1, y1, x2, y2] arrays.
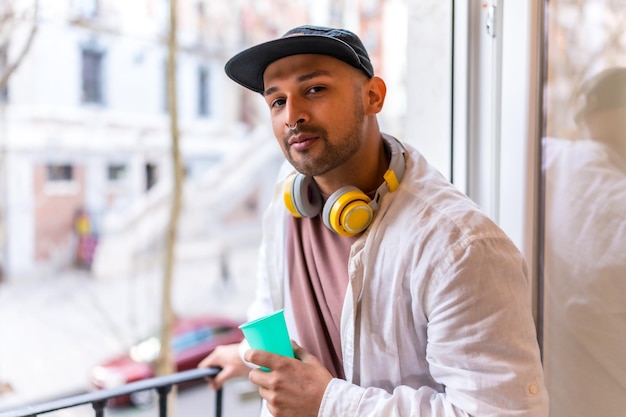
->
[[0, 0, 624, 416], [0, 1, 413, 414]]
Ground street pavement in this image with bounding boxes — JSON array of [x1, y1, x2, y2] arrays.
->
[[0, 243, 260, 413]]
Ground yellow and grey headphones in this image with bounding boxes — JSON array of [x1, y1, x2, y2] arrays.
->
[[283, 134, 406, 237]]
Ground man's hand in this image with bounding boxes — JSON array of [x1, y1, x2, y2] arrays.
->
[[198, 343, 251, 390], [245, 341, 333, 417]]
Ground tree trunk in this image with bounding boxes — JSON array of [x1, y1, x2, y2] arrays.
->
[[156, 0, 181, 414]]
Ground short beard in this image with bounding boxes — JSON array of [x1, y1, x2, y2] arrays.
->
[[287, 86, 366, 177]]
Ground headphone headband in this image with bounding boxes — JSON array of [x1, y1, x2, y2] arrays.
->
[[366, 134, 406, 212]]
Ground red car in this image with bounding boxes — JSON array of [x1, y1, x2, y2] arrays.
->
[[90, 315, 244, 406]]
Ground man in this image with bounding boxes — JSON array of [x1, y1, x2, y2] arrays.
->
[[200, 25, 548, 417], [543, 67, 626, 417]]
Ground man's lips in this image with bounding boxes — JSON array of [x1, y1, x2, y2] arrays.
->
[[288, 134, 318, 150]]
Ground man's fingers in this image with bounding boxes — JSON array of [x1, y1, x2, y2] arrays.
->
[[245, 342, 313, 371], [198, 355, 214, 369], [244, 349, 275, 370], [209, 371, 230, 390], [291, 341, 319, 365], [197, 343, 251, 390]]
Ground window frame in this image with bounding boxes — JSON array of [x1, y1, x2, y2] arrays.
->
[[452, 0, 545, 321], [197, 65, 210, 117]]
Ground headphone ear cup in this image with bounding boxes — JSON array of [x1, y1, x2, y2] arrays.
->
[[322, 186, 373, 236], [283, 173, 323, 218]]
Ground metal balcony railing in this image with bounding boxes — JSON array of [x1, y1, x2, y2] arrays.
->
[[0, 367, 222, 417]]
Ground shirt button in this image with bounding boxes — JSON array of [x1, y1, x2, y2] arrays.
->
[[528, 384, 539, 395]]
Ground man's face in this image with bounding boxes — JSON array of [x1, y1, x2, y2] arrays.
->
[[262, 54, 369, 177]]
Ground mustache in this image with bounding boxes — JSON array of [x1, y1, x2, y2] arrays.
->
[[283, 125, 320, 141], [289, 125, 315, 134]]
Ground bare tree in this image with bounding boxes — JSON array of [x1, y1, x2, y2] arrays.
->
[[0, 0, 38, 395], [0, 0, 38, 91], [0, 0, 38, 285]]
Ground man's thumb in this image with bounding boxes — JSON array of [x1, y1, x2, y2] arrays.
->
[[291, 340, 307, 360]]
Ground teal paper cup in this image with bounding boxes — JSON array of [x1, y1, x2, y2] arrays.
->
[[239, 309, 294, 370]]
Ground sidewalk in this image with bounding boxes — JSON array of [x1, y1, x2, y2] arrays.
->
[[0, 243, 259, 411]]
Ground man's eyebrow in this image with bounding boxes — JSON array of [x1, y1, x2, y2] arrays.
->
[[296, 69, 331, 83], [263, 86, 278, 97], [263, 70, 332, 97]]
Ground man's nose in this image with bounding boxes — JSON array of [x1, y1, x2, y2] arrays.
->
[[284, 98, 307, 130]]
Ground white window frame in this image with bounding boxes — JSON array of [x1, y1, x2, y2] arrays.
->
[[452, 0, 545, 318]]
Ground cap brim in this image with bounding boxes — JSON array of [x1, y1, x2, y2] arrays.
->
[[225, 35, 364, 94]]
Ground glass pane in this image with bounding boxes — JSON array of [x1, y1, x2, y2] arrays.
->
[[542, 1, 626, 416]]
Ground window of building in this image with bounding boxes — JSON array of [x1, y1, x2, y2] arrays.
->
[[162, 60, 169, 113], [196, 1, 206, 17], [196, 1, 208, 38], [44, 163, 79, 195], [47, 164, 74, 182], [107, 164, 127, 182], [198, 66, 210, 117], [0, 45, 9, 102], [145, 163, 158, 191], [75, 0, 100, 18], [81, 48, 104, 104]]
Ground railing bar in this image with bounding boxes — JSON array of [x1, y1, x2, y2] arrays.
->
[[0, 367, 221, 417], [215, 388, 223, 417], [157, 386, 172, 417], [92, 400, 106, 417]]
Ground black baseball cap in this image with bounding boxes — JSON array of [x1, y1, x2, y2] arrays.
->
[[575, 67, 626, 122], [224, 25, 375, 94]]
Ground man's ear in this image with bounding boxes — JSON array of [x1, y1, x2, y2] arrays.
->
[[365, 76, 386, 115]]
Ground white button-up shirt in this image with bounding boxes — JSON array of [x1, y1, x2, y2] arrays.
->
[[248, 136, 548, 417]]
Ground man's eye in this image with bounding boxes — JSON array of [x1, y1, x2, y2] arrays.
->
[[308, 86, 325, 94], [271, 98, 286, 108]]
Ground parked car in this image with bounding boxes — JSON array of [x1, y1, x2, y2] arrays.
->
[[90, 315, 244, 406]]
